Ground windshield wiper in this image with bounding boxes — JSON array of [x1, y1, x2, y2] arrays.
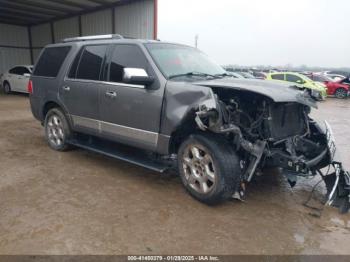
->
[[168, 72, 217, 80]]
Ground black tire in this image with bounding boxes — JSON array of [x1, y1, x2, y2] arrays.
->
[[44, 108, 72, 151], [335, 88, 347, 99], [3, 82, 11, 94], [177, 133, 241, 205]]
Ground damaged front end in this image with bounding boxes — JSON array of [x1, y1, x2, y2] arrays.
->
[[194, 88, 350, 214]]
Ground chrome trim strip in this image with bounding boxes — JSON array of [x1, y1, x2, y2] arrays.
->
[[101, 121, 158, 146], [72, 115, 99, 130], [64, 77, 145, 89], [70, 115, 158, 147]]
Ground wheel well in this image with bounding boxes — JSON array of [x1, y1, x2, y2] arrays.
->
[[3, 80, 9, 86], [169, 116, 198, 154], [43, 101, 61, 118], [336, 87, 347, 92]]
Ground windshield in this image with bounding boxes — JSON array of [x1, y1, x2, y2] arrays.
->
[[145, 43, 225, 79], [300, 74, 314, 83]]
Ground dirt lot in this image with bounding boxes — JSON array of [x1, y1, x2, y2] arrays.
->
[[0, 93, 349, 255]]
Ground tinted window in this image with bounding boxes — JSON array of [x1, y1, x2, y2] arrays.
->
[[9, 67, 30, 75], [271, 74, 284, 80], [68, 48, 84, 79], [34, 46, 71, 77], [109, 45, 149, 83], [286, 74, 302, 83], [76, 45, 107, 81], [342, 78, 350, 84]]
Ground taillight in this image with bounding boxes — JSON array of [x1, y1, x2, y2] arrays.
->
[[27, 80, 33, 94]]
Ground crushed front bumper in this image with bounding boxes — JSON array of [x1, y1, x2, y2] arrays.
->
[[322, 121, 350, 213]]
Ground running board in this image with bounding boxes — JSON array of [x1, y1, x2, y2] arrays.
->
[[68, 136, 170, 173]]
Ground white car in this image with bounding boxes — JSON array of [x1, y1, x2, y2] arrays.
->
[[320, 71, 346, 82], [1, 65, 33, 94]]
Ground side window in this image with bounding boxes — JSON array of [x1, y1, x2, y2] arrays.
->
[[75, 45, 107, 81], [68, 48, 84, 79], [17, 67, 30, 75], [33, 46, 71, 77], [286, 74, 302, 83], [341, 78, 350, 84], [271, 74, 284, 80], [109, 45, 149, 83], [22, 67, 30, 74], [9, 67, 21, 75]]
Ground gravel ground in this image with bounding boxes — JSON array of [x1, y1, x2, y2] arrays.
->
[[0, 93, 349, 255]]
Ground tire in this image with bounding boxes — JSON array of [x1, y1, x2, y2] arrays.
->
[[3, 82, 11, 94], [177, 133, 241, 205], [335, 88, 347, 99], [44, 108, 72, 151]]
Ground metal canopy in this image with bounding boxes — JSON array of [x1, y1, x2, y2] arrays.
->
[[0, 0, 133, 26]]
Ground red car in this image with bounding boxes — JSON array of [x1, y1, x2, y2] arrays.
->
[[325, 77, 350, 99], [308, 74, 350, 99]]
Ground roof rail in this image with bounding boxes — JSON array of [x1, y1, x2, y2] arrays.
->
[[62, 34, 124, 43]]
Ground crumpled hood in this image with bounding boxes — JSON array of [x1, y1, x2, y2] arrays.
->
[[192, 78, 317, 108]]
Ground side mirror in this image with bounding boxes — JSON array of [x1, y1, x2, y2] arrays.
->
[[123, 68, 154, 86], [23, 73, 31, 78]]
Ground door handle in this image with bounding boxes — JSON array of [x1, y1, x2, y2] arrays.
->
[[105, 91, 117, 98], [62, 86, 70, 91]]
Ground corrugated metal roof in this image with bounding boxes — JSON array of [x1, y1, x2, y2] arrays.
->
[[0, 0, 136, 26]]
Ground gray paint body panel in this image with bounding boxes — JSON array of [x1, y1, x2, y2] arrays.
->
[[193, 78, 317, 107], [30, 39, 317, 156]]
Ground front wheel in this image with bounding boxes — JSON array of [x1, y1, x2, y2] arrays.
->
[[44, 108, 72, 151], [335, 88, 347, 99], [177, 133, 241, 205], [3, 82, 11, 94]]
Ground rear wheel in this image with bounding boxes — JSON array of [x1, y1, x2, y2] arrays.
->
[[335, 88, 347, 99], [44, 108, 72, 151], [177, 133, 241, 205], [3, 82, 11, 94]]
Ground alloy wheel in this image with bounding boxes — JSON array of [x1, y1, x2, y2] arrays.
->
[[182, 144, 216, 194], [47, 114, 65, 147]]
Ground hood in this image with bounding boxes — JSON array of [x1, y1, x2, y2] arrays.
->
[[192, 78, 317, 108]]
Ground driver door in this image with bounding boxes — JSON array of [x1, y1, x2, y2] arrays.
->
[[99, 44, 163, 151]]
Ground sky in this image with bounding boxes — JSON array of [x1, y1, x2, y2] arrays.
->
[[158, 0, 350, 68]]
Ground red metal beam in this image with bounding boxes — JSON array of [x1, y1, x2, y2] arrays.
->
[[153, 0, 158, 40]]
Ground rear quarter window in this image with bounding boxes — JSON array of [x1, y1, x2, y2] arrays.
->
[[33, 46, 71, 77]]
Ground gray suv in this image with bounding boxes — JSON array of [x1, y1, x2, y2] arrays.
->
[[29, 35, 350, 212]]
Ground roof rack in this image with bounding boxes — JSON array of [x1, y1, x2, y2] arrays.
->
[[62, 34, 124, 43]]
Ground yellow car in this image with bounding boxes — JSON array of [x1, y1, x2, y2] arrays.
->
[[266, 72, 327, 100]]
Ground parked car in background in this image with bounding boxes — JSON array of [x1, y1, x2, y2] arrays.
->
[[236, 71, 256, 79], [226, 71, 245, 79], [0, 65, 33, 94], [322, 71, 346, 81], [266, 72, 327, 100], [325, 77, 350, 98], [302, 73, 333, 85], [252, 71, 267, 79]]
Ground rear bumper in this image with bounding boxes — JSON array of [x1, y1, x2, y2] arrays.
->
[[29, 95, 42, 121]]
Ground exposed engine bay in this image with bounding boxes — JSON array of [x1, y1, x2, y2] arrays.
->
[[194, 88, 350, 213]]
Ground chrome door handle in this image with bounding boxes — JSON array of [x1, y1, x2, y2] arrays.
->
[[105, 91, 117, 98], [62, 86, 70, 91]]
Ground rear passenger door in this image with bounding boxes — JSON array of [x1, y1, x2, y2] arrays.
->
[[61, 45, 108, 135], [99, 44, 163, 150]]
